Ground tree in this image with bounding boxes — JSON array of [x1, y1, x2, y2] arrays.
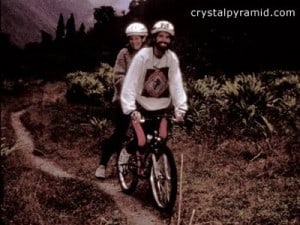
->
[[93, 6, 115, 24], [0, 0, 2, 32], [78, 23, 85, 34], [66, 13, 76, 40], [55, 13, 65, 41], [77, 23, 86, 41], [128, 0, 146, 19], [41, 30, 52, 45]]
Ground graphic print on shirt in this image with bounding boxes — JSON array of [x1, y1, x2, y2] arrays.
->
[[142, 67, 169, 98]]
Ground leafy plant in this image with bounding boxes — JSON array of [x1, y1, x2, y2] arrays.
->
[[0, 78, 25, 94], [186, 75, 224, 137], [1, 137, 18, 157], [269, 73, 300, 135], [90, 117, 110, 133], [66, 63, 114, 106], [218, 74, 275, 138]]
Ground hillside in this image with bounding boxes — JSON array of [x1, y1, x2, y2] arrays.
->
[[1, 0, 95, 47]]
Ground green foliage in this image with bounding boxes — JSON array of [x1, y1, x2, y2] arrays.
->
[[187, 75, 223, 135], [93, 6, 115, 24], [1, 79, 17, 92], [269, 73, 300, 136], [186, 71, 299, 140], [66, 63, 114, 105], [66, 67, 298, 141], [193, 75, 222, 100], [273, 74, 299, 103], [218, 74, 275, 138], [90, 117, 110, 133], [0, 78, 25, 94], [1, 137, 18, 157]]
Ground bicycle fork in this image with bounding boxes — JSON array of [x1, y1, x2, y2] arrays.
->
[[136, 151, 143, 176], [135, 150, 154, 178], [152, 153, 171, 180]]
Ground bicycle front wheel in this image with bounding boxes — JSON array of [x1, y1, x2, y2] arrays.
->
[[150, 146, 177, 213]]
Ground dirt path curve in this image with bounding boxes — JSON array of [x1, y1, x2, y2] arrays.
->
[[11, 109, 166, 225]]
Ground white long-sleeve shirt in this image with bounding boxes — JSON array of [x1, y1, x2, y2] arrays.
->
[[121, 47, 188, 115]]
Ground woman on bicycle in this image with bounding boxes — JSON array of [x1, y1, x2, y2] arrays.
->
[[95, 22, 148, 179]]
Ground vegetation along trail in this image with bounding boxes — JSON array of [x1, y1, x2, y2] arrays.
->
[[9, 83, 166, 225]]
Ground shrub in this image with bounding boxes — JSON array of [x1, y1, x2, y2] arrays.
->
[[66, 63, 114, 106], [217, 74, 275, 138], [270, 73, 300, 136], [1, 137, 18, 157], [90, 117, 111, 133], [0, 78, 25, 95], [186, 75, 224, 137]]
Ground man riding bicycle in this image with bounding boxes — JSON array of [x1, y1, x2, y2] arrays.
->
[[121, 20, 188, 147]]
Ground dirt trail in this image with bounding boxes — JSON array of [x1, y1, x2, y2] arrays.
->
[[10, 84, 167, 225], [11, 110, 73, 178]]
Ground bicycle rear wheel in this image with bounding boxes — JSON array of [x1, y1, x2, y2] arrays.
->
[[117, 147, 138, 194], [150, 146, 177, 213]]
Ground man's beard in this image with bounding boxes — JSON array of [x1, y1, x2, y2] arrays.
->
[[155, 41, 170, 52]]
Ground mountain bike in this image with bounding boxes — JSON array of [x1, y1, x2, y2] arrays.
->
[[117, 112, 178, 213]]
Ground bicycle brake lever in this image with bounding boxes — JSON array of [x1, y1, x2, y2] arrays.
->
[[139, 117, 145, 123]]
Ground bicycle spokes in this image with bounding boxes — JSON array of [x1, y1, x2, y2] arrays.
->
[[119, 163, 128, 175], [150, 152, 174, 209], [117, 148, 138, 194]]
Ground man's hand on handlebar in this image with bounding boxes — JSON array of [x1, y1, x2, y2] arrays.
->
[[174, 112, 185, 123], [130, 111, 142, 122]]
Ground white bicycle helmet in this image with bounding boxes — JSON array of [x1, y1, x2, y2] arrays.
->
[[151, 20, 175, 36], [125, 22, 148, 37]]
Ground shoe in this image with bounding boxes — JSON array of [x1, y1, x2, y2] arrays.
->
[[119, 148, 131, 165], [95, 165, 106, 179]]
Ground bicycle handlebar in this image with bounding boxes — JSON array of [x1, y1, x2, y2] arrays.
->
[[133, 113, 183, 123]]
